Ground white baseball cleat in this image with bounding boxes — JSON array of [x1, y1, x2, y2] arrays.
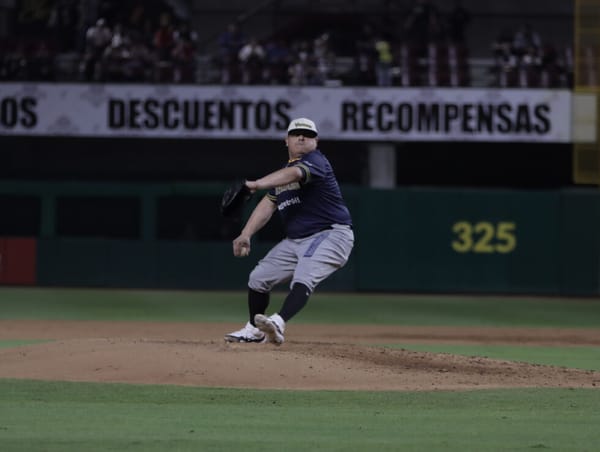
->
[[224, 321, 266, 343], [254, 313, 285, 345]]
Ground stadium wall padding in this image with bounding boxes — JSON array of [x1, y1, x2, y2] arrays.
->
[[1, 185, 599, 295]]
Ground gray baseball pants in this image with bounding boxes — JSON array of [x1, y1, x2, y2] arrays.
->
[[248, 224, 354, 293]]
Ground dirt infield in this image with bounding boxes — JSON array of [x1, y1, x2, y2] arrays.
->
[[1, 320, 599, 391]]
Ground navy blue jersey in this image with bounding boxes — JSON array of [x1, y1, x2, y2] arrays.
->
[[267, 149, 352, 239]]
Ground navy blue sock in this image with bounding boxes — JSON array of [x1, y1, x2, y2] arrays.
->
[[248, 288, 269, 326], [278, 283, 311, 322]]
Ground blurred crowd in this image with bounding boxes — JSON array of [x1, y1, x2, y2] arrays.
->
[[490, 23, 573, 88], [0, 0, 197, 83], [0, 0, 577, 88], [80, 11, 197, 83], [213, 0, 473, 87]]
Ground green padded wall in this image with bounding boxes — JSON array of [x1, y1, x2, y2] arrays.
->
[[28, 186, 600, 295]]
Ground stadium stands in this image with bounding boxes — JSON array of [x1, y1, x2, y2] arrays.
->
[[0, 0, 581, 87]]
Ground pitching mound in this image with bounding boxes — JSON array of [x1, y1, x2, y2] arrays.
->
[[1, 321, 599, 391]]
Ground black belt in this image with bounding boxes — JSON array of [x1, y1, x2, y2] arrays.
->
[[323, 224, 352, 231]]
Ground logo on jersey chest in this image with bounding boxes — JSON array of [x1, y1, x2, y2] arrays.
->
[[278, 196, 301, 211]]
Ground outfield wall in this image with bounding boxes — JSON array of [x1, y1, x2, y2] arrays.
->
[[1, 184, 599, 295], [353, 187, 599, 295]]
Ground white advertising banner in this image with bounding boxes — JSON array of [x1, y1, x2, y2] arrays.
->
[[0, 83, 572, 142]]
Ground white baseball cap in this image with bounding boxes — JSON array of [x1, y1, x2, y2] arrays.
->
[[287, 117, 318, 137]]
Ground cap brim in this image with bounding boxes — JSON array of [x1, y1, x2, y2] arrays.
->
[[288, 129, 318, 138]]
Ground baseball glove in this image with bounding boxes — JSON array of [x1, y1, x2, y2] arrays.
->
[[220, 180, 253, 217]]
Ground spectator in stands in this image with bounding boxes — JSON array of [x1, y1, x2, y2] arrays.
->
[[153, 12, 176, 82], [491, 24, 545, 87], [238, 37, 265, 84], [218, 22, 246, 58], [491, 28, 517, 70], [353, 23, 377, 85], [288, 40, 319, 85], [153, 12, 175, 62], [127, 36, 156, 82], [111, 23, 127, 48], [535, 43, 564, 87], [313, 32, 335, 84], [263, 38, 292, 84], [171, 24, 197, 83], [101, 34, 132, 81], [512, 23, 542, 67], [3, 41, 30, 81], [217, 22, 246, 83], [374, 34, 394, 86], [81, 18, 112, 81]]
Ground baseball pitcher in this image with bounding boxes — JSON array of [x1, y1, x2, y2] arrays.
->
[[225, 117, 354, 345]]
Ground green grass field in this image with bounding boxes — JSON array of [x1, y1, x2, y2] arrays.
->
[[1, 286, 600, 327], [1, 287, 599, 451], [2, 380, 599, 452]]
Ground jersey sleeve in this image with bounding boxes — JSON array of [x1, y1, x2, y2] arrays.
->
[[293, 163, 310, 184], [291, 152, 326, 184]]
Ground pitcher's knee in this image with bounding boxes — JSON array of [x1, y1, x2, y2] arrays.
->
[[248, 268, 273, 293]]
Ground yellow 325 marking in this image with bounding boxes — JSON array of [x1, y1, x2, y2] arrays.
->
[[451, 221, 517, 254]]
